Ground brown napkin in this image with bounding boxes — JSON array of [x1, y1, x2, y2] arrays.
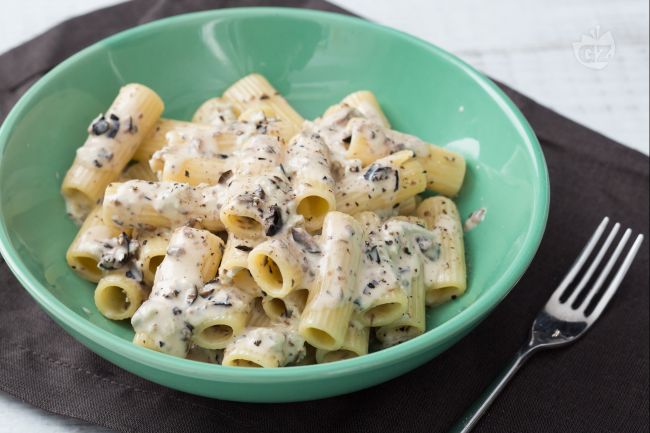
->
[[0, 1, 648, 432]]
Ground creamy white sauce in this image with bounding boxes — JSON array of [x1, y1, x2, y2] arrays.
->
[[464, 207, 487, 232], [66, 200, 94, 226], [68, 85, 473, 364], [193, 98, 238, 126], [106, 180, 226, 230], [284, 128, 335, 191], [221, 134, 298, 237], [313, 107, 433, 170], [185, 281, 253, 330], [226, 323, 306, 367], [150, 127, 235, 178], [74, 223, 139, 276], [308, 220, 362, 310], [131, 227, 217, 357]]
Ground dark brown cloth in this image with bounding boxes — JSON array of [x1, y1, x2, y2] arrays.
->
[[0, 1, 648, 432]]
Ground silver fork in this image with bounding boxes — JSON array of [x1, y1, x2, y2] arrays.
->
[[452, 217, 644, 433]]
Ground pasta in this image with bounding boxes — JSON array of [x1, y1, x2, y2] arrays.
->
[[132, 119, 205, 162], [318, 96, 466, 197], [134, 228, 171, 286], [416, 196, 467, 306], [131, 226, 224, 357], [315, 318, 369, 363], [299, 212, 363, 350], [219, 134, 293, 238], [191, 97, 239, 125], [248, 237, 304, 298], [223, 73, 304, 143], [354, 212, 408, 327], [66, 206, 127, 282], [335, 150, 427, 212], [149, 126, 235, 184], [61, 74, 471, 367], [94, 270, 148, 320], [284, 130, 336, 232], [103, 180, 226, 231], [218, 233, 263, 297], [186, 281, 254, 350], [62, 84, 164, 223]]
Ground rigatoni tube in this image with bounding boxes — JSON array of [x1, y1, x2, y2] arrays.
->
[[222, 326, 306, 368], [315, 319, 369, 363], [341, 90, 391, 128], [218, 234, 262, 297], [416, 196, 467, 306], [248, 238, 304, 298], [61, 84, 164, 222], [132, 119, 203, 162], [375, 266, 427, 347], [336, 150, 427, 214], [131, 227, 224, 357], [134, 228, 170, 286], [186, 282, 253, 350], [284, 130, 336, 232], [299, 212, 363, 350], [262, 289, 309, 321], [95, 271, 148, 320], [66, 206, 124, 282], [191, 97, 239, 125], [223, 73, 304, 143], [149, 125, 238, 185], [353, 212, 407, 327], [219, 134, 292, 239], [103, 180, 225, 231]]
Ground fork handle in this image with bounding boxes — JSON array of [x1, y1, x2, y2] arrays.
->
[[449, 346, 536, 433]]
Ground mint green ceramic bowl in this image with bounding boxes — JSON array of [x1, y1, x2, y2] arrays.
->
[[0, 8, 548, 402]]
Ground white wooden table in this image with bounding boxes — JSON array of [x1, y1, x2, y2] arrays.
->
[[0, 1, 648, 432]]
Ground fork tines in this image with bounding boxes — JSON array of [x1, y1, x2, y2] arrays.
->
[[547, 217, 644, 323]]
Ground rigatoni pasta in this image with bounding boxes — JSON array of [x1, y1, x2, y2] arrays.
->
[[284, 130, 336, 232], [66, 206, 126, 282], [299, 212, 363, 350], [62, 84, 164, 222], [94, 270, 148, 320], [416, 196, 467, 306], [61, 74, 472, 367], [135, 228, 171, 286], [130, 226, 223, 357], [223, 73, 304, 143], [315, 319, 369, 363]]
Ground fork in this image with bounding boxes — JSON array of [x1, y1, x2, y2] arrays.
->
[[451, 217, 645, 433]]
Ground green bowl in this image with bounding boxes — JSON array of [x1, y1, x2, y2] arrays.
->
[[0, 8, 549, 402]]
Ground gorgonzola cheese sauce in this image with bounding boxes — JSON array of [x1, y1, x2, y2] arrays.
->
[[131, 227, 219, 357]]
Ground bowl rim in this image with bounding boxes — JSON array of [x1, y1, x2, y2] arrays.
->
[[0, 7, 549, 382]]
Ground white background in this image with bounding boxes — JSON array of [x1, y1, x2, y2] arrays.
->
[[0, 1, 648, 432]]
